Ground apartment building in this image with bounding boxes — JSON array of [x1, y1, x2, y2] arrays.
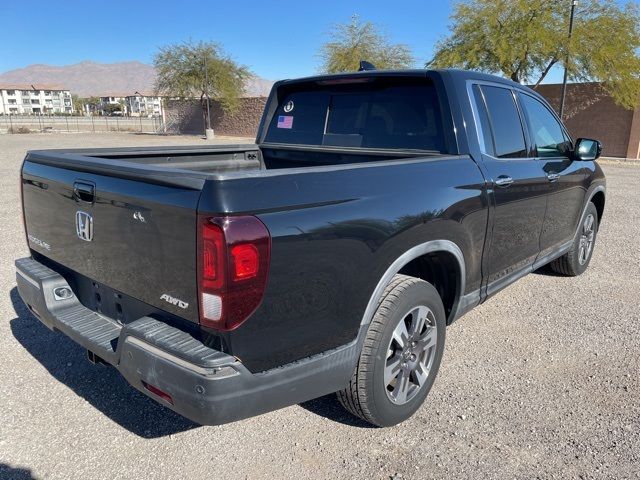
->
[[98, 95, 128, 115], [0, 85, 73, 114], [95, 92, 163, 117], [126, 92, 163, 117]]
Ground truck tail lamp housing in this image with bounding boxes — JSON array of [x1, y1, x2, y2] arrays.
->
[[197, 215, 271, 331]]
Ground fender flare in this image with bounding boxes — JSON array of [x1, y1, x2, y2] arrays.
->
[[577, 185, 606, 235], [359, 240, 466, 327]]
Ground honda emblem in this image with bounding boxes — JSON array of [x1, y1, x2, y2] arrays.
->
[[76, 211, 93, 241]]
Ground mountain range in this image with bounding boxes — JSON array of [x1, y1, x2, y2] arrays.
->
[[0, 60, 274, 97]]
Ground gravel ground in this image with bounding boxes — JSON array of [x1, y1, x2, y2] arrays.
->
[[1, 133, 638, 480]]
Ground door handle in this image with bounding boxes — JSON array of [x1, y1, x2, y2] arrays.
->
[[494, 175, 513, 188], [73, 181, 95, 204], [546, 172, 560, 182]]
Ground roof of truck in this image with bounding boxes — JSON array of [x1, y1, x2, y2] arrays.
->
[[280, 68, 519, 86], [273, 68, 538, 101]]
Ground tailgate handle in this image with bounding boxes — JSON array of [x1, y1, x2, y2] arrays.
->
[[73, 181, 95, 204]]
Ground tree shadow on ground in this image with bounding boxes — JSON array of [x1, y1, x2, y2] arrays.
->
[[9, 287, 198, 439]]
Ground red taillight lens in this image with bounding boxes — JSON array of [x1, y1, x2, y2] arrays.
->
[[201, 221, 225, 289], [197, 215, 270, 331], [19, 168, 28, 244], [231, 244, 259, 280]]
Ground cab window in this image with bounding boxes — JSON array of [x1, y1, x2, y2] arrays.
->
[[478, 85, 528, 159], [520, 94, 572, 158]]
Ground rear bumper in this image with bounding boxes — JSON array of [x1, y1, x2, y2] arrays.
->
[[15, 257, 361, 425]]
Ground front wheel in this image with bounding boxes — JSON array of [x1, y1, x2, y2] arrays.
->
[[337, 274, 446, 427], [549, 202, 599, 276]]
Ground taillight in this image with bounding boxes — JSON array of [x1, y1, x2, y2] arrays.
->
[[201, 221, 225, 290], [197, 215, 271, 331], [230, 244, 259, 279], [19, 165, 28, 243]]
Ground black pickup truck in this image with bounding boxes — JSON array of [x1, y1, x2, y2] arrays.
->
[[16, 69, 605, 427]]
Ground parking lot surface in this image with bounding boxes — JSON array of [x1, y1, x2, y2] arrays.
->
[[1, 133, 638, 479]]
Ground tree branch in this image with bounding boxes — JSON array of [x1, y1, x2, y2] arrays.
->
[[533, 58, 558, 88]]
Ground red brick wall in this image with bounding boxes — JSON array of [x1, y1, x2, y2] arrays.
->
[[535, 83, 637, 158], [626, 107, 640, 159]]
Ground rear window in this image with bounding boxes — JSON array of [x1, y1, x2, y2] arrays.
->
[[264, 79, 446, 152]]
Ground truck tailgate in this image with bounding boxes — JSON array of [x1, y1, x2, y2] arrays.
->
[[21, 159, 202, 323]]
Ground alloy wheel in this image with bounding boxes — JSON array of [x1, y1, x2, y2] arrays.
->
[[578, 213, 595, 265], [384, 305, 438, 405]]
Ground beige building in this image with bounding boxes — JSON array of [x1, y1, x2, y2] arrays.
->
[[96, 92, 163, 117], [126, 92, 163, 117], [0, 84, 73, 115], [97, 95, 128, 115]]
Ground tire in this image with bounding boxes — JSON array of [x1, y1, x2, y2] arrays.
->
[[337, 274, 446, 427], [549, 202, 599, 276]]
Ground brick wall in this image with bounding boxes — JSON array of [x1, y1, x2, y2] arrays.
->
[[165, 97, 267, 138], [626, 107, 640, 159], [535, 83, 638, 158]]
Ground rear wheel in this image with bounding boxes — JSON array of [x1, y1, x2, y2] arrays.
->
[[549, 202, 599, 276], [337, 274, 446, 427]]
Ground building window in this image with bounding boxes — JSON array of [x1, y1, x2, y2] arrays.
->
[[8, 99, 17, 104], [44, 91, 51, 96], [9, 108, 18, 114], [21, 90, 30, 96], [23, 99, 30, 105], [6, 90, 15, 96], [31, 99, 40, 104]]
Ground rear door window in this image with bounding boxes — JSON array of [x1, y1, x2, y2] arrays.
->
[[472, 85, 495, 157], [264, 80, 446, 152], [479, 85, 528, 158]]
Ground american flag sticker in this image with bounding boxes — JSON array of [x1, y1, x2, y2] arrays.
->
[[277, 115, 294, 129]]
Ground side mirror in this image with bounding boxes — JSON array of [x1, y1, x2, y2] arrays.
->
[[573, 138, 602, 161]]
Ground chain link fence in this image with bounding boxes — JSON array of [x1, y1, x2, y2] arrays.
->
[[0, 115, 164, 134]]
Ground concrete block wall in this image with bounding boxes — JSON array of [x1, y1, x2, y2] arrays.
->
[[165, 97, 267, 138]]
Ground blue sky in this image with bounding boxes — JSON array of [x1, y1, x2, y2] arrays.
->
[[2, 0, 568, 82]]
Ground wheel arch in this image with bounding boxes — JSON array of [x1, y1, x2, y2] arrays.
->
[[360, 240, 465, 328]]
